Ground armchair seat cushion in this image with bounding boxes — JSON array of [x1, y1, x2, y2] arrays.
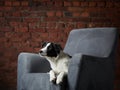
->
[[21, 73, 50, 90], [21, 73, 63, 90]]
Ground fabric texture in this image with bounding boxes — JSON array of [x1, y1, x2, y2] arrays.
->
[[64, 28, 117, 57], [17, 27, 117, 90]]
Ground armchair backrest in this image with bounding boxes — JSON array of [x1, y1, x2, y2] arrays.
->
[[64, 28, 117, 57]]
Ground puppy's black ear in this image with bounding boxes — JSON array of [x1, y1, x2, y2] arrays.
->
[[56, 44, 62, 50], [54, 43, 63, 54], [41, 41, 49, 48]]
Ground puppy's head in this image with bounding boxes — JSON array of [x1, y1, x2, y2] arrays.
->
[[39, 42, 62, 57]]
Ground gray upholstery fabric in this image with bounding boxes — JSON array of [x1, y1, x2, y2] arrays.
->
[[64, 28, 117, 57], [21, 73, 50, 90], [17, 27, 117, 90], [17, 53, 51, 90], [68, 53, 83, 90]]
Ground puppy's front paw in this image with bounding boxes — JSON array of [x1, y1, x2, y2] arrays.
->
[[56, 72, 66, 84], [56, 77, 62, 84], [50, 76, 56, 82], [49, 70, 56, 83]]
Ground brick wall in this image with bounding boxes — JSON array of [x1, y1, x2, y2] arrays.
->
[[0, 0, 120, 90]]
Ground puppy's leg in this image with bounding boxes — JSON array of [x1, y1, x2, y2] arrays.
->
[[49, 70, 56, 82], [56, 72, 66, 84]]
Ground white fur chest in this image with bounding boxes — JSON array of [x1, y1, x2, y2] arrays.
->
[[46, 57, 69, 74]]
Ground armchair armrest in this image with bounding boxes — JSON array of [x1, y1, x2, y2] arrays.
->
[[17, 52, 51, 90], [18, 52, 51, 74]]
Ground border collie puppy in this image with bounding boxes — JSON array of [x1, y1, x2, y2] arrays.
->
[[39, 42, 71, 84]]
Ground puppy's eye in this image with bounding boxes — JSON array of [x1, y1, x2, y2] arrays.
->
[[48, 46, 52, 50]]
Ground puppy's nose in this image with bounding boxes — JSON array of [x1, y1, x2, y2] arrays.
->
[[40, 51, 43, 53]]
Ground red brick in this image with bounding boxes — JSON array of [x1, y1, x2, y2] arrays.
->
[[37, 12, 46, 16], [19, 47, 34, 52], [0, 32, 4, 37], [9, 32, 30, 43], [64, 28, 72, 34], [19, 22, 28, 27], [65, 22, 75, 29], [4, 6, 12, 11], [80, 2, 89, 7], [31, 33, 47, 42], [7, 17, 21, 22], [91, 17, 110, 23], [34, 48, 40, 53], [59, 17, 74, 22], [21, 1, 29, 6], [47, 22, 56, 28], [0, 1, 4, 6], [56, 11, 63, 17], [21, 41, 30, 47], [39, 22, 46, 27], [5, 32, 14, 38], [90, 12, 105, 17], [72, 17, 90, 22], [84, 7, 104, 13], [64, 1, 72, 7], [44, 17, 59, 22], [0, 27, 13, 32], [10, 22, 27, 27], [40, 33, 49, 39], [10, 36, 22, 42], [46, 28, 61, 33], [81, 12, 89, 17], [29, 28, 46, 33], [73, 12, 80, 17], [21, 11, 30, 17], [54, 1, 63, 7], [0, 7, 4, 11], [14, 27, 28, 32], [73, 1, 80, 7], [48, 33, 60, 42], [0, 12, 3, 16], [89, 2, 97, 7], [56, 23, 65, 28], [114, 2, 120, 7], [4, 11, 12, 17], [12, 1, 20, 6], [76, 22, 86, 28], [46, 1, 54, 6], [21, 33, 30, 41], [4, 50, 14, 57], [4, 42, 12, 47], [29, 22, 39, 29], [68, 7, 83, 12], [12, 12, 21, 17], [24, 18, 41, 22], [106, 2, 114, 7], [0, 17, 5, 22], [97, 2, 105, 7], [5, 1, 12, 6], [0, 37, 7, 42], [47, 11, 55, 17], [30, 41, 40, 47]]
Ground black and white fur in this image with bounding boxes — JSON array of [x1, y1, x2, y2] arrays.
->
[[39, 42, 71, 84]]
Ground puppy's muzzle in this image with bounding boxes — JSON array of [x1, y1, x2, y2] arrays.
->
[[39, 50, 47, 56], [40, 50, 43, 53]]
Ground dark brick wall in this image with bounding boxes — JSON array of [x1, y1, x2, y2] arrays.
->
[[0, 0, 120, 90]]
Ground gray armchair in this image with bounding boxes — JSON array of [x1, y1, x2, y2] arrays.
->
[[18, 28, 118, 90]]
